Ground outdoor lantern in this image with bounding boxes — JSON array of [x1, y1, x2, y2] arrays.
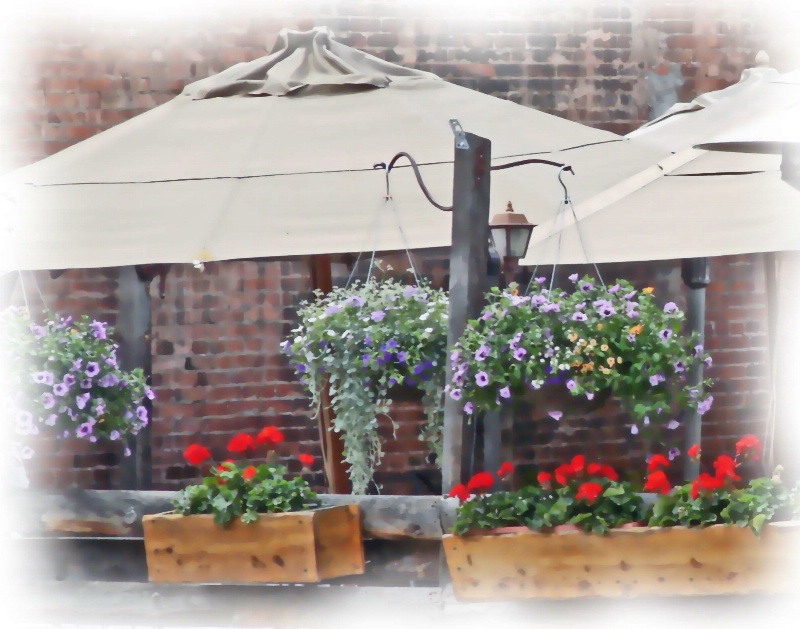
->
[[489, 201, 535, 262]]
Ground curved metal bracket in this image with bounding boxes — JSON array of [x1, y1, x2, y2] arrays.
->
[[374, 153, 453, 212], [557, 165, 575, 204]]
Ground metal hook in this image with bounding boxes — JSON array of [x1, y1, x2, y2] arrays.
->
[[557, 165, 575, 204], [373, 162, 392, 199]]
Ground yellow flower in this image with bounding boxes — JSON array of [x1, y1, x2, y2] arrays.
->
[[643, 287, 654, 294], [600, 344, 609, 352], [629, 324, 644, 335], [568, 332, 578, 342], [607, 357, 615, 367], [572, 360, 583, 368], [617, 357, 623, 364], [70, 329, 79, 336], [589, 339, 597, 347], [599, 366, 611, 375], [581, 362, 595, 373], [511, 288, 519, 296], [597, 323, 604, 330]]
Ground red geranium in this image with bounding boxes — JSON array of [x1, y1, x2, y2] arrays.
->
[[713, 455, 741, 482], [449, 483, 470, 502], [643, 470, 672, 495], [575, 482, 603, 503], [735, 435, 762, 461], [298, 453, 315, 469], [554, 463, 574, 486], [537, 471, 552, 487], [497, 462, 515, 478], [242, 465, 257, 480], [183, 444, 211, 466], [691, 472, 724, 499], [467, 472, 495, 493], [587, 463, 619, 482], [228, 433, 255, 453], [570, 455, 586, 474], [688, 444, 701, 460], [257, 426, 285, 446], [647, 454, 670, 472]]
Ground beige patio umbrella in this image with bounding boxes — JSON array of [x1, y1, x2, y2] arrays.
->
[[0, 26, 665, 274]]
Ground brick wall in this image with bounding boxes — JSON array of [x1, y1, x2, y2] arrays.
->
[[3, 0, 792, 492]]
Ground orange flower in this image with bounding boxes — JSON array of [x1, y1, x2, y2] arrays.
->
[[643, 287, 654, 294], [183, 444, 211, 466], [629, 324, 644, 335], [242, 466, 257, 480], [497, 462, 515, 478], [228, 433, 255, 453]]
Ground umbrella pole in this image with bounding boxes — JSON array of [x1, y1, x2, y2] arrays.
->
[[442, 132, 492, 493], [681, 258, 710, 480]]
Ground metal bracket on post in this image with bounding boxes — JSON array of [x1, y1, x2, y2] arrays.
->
[[449, 119, 470, 150]]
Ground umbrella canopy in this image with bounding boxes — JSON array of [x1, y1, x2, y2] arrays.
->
[[0, 26, 664, 273], [520, 62, 800, 266]]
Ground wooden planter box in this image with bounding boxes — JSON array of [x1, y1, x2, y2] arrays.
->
[[443, 521, 800, 601], [143, 505, 365, 584]]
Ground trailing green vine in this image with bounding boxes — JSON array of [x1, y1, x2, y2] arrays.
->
[[282, 276, 448, 494]]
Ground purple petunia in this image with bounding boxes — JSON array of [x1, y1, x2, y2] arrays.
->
[[44, 414, 58, 426], [532, 295, 547, 307], [396, 351, 408, 364], [105, 353, 118, 368], [586, 392, 595, 400], [668, 448, 681, 461], [63, 374, 76, 386], [572, 312, 588, 322], [663, 302, 679, 314], [76, 393, 91, 410], [667, 420, 680, 430], [535, 276, 546, 285], [15, 411, 35, 435], [481, 311, 493, 321], [449, 389, 462, 401], [33, 371, 55, 386], [568, 273, 578, 282], [499, 386, 511, 399], [704, 356, 713, 368], [644, 416, 650, 426], [280, 340, 291, 352], [659, 329, 673, 343], [136, 406, 149, 425], [475, 371, 490, 387], [72, 359, 83, 372], [693, 344, 704, 356], [474, 344, 490, 362], [697, 396, 714, 415], [41, 392, 56, 410], [99, 373, 120, 388], [95, 399, 106, 415], [542, 303, 561, 313], [649, 374, 665, 387], [347, 295, 365, 307], [623, 290, 637, 300], [31, 325, 47, 339], [608, 284, 621, 294], [513, 347, 527, 361], [674, 361, 686, 373], [566, 379, 577, 391], [80, 378, 93, 389], [77, 423, 93, 437], [53, 383, 69, 397], [631, 424, 639, 435], [91, 320, 107, 340], [627, 333, 636, 342], [325, 304, 342, 315], [548, 411, 562, 421], [85, 362, 100, 378], [463, 402, 474, 414], [579, 281, 593, 292], [371, 310, 386, 322]]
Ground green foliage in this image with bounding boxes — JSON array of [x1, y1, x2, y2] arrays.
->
[[451, 481, 647, 536], [282, 275, 448, 494], [450, 277, 713, 448], [172, 462, 319, 526], [649, 477, 794, 536], [1, 308, 151, 457]]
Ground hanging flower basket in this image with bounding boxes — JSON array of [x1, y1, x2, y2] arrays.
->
[[143, 429, 365, 584], [443, 437, 800, 601], [282, 276, 448, 495], [449, 276, 715, 451]]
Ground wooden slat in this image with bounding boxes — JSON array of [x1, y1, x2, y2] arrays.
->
[[314, 503, 366, 580], [15, 490, 446, 541], [443, 522, 800, 601]]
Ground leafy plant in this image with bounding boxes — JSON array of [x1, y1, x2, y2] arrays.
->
[[172, 428, 319, 526], [282, 275, 448, 494], [450, 277, 714, 450], [1, 308, 152, 458]]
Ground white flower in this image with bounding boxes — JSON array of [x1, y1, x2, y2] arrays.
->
[[326, 330, 336, 337], [419, 313, 429, 321], [425, 327, 433, 333]]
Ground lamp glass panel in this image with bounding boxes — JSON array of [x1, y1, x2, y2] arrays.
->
[[490, 226, 508, 259], [509, 226, 534, 258]]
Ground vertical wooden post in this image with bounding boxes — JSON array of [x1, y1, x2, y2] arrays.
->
[[1, 272, 17, 308], [442, 133, 491, 493], [308, 254, 351, 494], [681, 257, 710, 481], [117, 266, 152, 489]]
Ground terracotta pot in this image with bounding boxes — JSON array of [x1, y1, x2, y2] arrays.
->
[[552, 523, 582, 533], [472, 525, 531, 536], [617, 522, 646, 529]]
